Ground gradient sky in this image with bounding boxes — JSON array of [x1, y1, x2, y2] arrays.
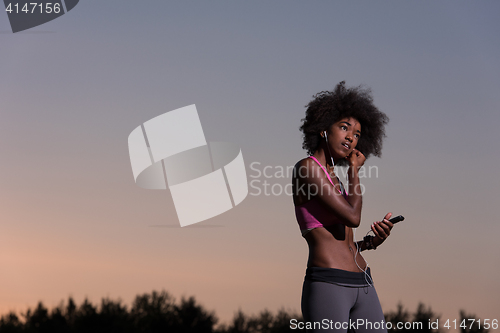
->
[[1, 1, 499, 330]]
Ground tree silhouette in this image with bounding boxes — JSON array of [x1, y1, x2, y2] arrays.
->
[[94, 298, 131, 333], [130, 290, 177, 332], [74, 298, 99, 333], [413, 303, 442, 333], [222, 309, 247, 333], [385, 302, 442, 332], [23, 302, 52, 333], [0, 291, 218, 333], [221, 308, 301, 333], [175, 296, 217, 333], [271, 308, 302, 333], [385, 302, 411, 331], [130, 290, 216, 332], [459, 310, 490, 333], [0, 312, 23, 333]]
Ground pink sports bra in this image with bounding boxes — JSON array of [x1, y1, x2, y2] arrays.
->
[[295, 156, 348, 236]]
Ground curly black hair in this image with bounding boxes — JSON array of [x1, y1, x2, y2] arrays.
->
[[300, 81, 389, 166]]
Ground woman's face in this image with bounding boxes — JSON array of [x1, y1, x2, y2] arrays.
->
[[325, 117, 361, 160]]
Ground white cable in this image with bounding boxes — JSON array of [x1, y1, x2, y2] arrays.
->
[[353, 226, 373, 288], [324, 132, 335, 168]]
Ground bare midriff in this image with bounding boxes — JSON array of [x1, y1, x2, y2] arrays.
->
[[304, 225, 367, 272]]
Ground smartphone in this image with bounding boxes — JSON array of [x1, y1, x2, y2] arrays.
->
[[388, 215, 405, 224]]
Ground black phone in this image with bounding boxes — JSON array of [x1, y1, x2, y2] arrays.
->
[[388, 215, 405, 224]]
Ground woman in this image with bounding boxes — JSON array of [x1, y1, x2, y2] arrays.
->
[[293, 82, 392, 332]]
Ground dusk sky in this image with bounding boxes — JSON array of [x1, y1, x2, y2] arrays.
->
[[1, 1, 499, 330]]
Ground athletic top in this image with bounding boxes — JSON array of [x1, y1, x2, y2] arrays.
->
[[295, 156, 348, 236]]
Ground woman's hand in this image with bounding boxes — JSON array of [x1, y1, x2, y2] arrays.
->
[[347, 149, 366, 169], [372, 212, 393, 248]]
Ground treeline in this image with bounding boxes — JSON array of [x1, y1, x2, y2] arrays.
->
[[384, 303, 490, 333], [0, 291, 297, 333], [0, 290, 489, 333]]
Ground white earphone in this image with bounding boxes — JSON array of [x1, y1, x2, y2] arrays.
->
[[323, 131, 335, 167]]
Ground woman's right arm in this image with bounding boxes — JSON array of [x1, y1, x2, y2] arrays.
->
[[297, 152, 365, 228], [344, 149, 366, 227]]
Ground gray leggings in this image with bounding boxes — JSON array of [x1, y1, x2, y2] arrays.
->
[[301, 280, 388, 333]]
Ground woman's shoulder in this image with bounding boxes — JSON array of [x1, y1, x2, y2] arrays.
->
[[293, 156, 319, 179], [294, 156, 310, 170], [294, 156, 313, 167]]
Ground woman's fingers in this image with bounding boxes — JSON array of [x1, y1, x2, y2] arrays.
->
[[371, 223, 384, 238], [348, 149, 366, 167], [383, 212, 392, 222], [382, 218, 393, 230], [372, 220, 391, 239]]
